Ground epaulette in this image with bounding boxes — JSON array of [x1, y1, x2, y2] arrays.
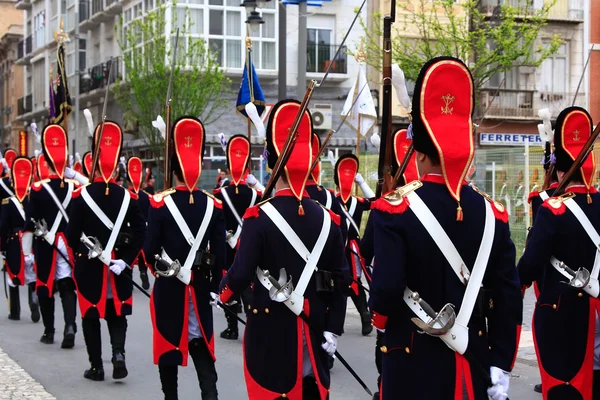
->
[[356, 196, 365, 203], [129, 191, 139, 201], [160, 188, 177, 197], [202, 189, 223, 209], [1, 198, 9, 205], [72, 185, 84, 199], [244, 197, 272, 219], [470, 184, 508, 223], [542, 192, 575, 216], [314, 201, 340, 225], [371, 180, 422, 214], [213, 188, 222, 195], [31, 180, 49, 191], [149, 190, 174, 208], [528, 190, 540, 204]]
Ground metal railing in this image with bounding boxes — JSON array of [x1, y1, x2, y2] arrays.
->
[[306, 44, 347, 74], [17, 95, 32, 115], [18, 39, 24, 59], [79, 57, 121, 95], [478, 88, 536, 119]]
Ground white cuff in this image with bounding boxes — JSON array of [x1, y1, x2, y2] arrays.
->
[[251, 182, 265, 192]]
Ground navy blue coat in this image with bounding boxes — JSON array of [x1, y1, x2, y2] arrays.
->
[[0, 196, 28, 285], [66, 180, 146, 319], [23, 177, 80, 298], [370, 175, 522, 399], [218, 190, 347, 399], [306, 181, 347, 243], [518, 187, 600, 399], [144, 187, 227, 366]]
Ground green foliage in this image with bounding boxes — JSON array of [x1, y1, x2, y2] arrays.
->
[[359, 0, 562, 90], [114, 2, 231, 161]]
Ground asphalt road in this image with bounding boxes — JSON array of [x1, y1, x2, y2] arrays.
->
[[0, 274, 542, 399]]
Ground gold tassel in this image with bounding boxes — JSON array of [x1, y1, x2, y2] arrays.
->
[[298, 203, 305, 216], [317, 185, 322, 191], [189, 193, 194, 204], [105, 185, 109, 196], [588, 192, 592, 204], [456, 202, 463, 222], [236, 185, 239, 194], [60, 180, 64, 188]]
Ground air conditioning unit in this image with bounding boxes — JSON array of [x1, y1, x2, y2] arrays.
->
[[310, 104, 332, 131]]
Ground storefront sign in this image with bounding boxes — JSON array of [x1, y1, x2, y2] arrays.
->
[[19, 130, 27, 155], [479, 132, 542, 146]]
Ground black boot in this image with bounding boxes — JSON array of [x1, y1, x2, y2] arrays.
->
[[8, 286, 20, 321], [107, 310, 128, 380], [189, 338, 218, 400], [28, 283, 40, 323], [159, 364, 179, 400], [38, 296, 55, 344], [82, 317, 103, 379], [302, 376, 320, 400], [534, 383, 542, 393], [352, 286, 373, 336], [219, 312, 239, 340], [58, 278, 77, 349], [140, 270, 150, 290]]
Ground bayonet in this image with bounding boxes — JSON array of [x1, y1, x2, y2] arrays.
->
[[90, 58, 115, 179], [163, 28, 179, 190]]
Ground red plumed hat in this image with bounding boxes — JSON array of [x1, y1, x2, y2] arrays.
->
[[92, 121, 123, 192], [11, 157, 32, 202], [82, 151, 93, 178], [41, 125, 68, 180], [394, 129, 419, 184], [4, 149, 17, 170], [334, 154, 358, 204], [37, 153, 50, 180], [171, 117, 205, 202], [226, 135, 250, 188], [127, 156, 144, 194]]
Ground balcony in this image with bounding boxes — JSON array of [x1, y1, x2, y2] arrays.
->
[[306, 44, 347, 75], [479, 0, 538, 16], [91, 0, 122, 23], [479, 0, 583, 21], [547, 0, 584, 21], [478, 88, 535, 120], [16, 0, 31, 10], [17, 95, 32, 116], [535, 92, 586, 118], [15, 35, 33, 65], [80, 57, 121, 97]]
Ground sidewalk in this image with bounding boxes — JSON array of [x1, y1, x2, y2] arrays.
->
[[0, 345, 55, 400]]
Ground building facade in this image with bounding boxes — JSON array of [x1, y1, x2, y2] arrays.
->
[[14, 0, 365, 181], [0, 23, 24, 152]]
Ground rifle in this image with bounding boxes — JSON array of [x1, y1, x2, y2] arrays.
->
[[392, 142, 414, 189], [376, 0, 396, 198], [261, 0, 368, 200], [163, 29, 179, 190], [89, 58, 114, 179], [553, 123, 600, 197]]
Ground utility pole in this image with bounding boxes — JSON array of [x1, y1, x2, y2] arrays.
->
[[278, 2, 286, 101], [296, 0, 307, 98], [74, 0, 80, 154]]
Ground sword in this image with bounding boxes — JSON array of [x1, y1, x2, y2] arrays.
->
[[557, 260, 591, 289], [80, 234, 152, 298], [32, 218, 73, 265], [154, 254, 182, 278], [2, 252, 8, 310], [256, 267, 373, 396]]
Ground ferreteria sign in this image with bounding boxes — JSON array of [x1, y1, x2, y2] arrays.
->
[[479, 132, 542, 146]]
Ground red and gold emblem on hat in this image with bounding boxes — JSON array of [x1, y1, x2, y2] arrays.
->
[[127, 156, 143, 194], [226, 135, 251, 188], [173, 117, 205, 199], [441, 94, 455, 115], [41, 125, 68, 179], [573, 130, 580, 142], [393, 129, 418, 184], [12, 157, 33, 202], [335, 154, 359, 204]]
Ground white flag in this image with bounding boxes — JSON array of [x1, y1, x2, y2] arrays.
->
[[341, 64, 377, 136]]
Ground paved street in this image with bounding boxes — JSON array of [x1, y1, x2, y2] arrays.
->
[[0, 275, 542, 399]]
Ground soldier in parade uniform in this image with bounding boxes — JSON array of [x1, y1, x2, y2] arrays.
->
[[0, 157, 38, 322], [0, 149, 17, 200], [369, 57, 522, 399], [333, 154, 374, 336], [144, 116, 226, 400], [518, 107, 600, 400], [22, 125, 79, 349], [213, 134, 260, 340], [217, 100, 347, 400], [66, 121, 146, 381], [127, 156, 152, 290]]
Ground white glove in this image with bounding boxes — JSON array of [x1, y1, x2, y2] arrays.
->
[[109, 259, 129, 275], [246, 173, 257, 186], [22, 231, 33, 256], [354, 173, 365, 184], [64, 167, 89, 185], [209, 292, 222, 309], [487, 366, 510, 400], [25, 254, 35, 266], [321, 331, 338, 356]]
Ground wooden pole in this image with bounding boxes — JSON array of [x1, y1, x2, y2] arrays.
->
[[355, 114, 360, 196]]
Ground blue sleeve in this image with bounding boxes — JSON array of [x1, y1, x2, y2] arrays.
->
[[518, 205, 557, 287]]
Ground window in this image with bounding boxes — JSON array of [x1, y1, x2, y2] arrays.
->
[[33, 11, 46, 50], [541, 42, 567, 93]]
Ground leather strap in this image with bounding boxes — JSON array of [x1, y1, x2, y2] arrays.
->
[[220, 187, 243, 227], [81, 187, 113, 229], [406, 191, 471, 285], [163, 194, 214, 273], [101, 191, 130, 262], [43, 181, 74, 245], [403, 199, 496, 354], [260, 202, 330, 315], [9, 197, 24, 221], [341, 201, 361, 237], [550, 255, 600, 297], [227, 225, 242, 249], [0, 179, 13, 197]]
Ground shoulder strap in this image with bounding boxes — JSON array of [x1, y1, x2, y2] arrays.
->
[[260, 202, 311, 260], [101, 191, 131, 262], [80, 187, 114, 229], [220, 186, 243, 227], [563, 197, 600, 282], [42, 181, 73, 223], [406, 191, 471, 285], [0, 179, 13, 197], [163, 194, 214, 271], [540, 191, 550, 201], [249, 187, 258, 207], [324, 189, 332, 210], [9, 197, 25, 221]]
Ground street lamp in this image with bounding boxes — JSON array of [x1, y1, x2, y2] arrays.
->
[[245, 9, 264, 35]]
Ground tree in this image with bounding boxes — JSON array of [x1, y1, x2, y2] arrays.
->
[[114, 3, 231, 180], [359, 0, 562, 113]]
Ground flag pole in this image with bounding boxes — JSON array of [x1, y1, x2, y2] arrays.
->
[[246, 27, 253, 143], [49, 68, 54, 123], [354, 44, 366, 196], [355, 115, 360, 196], [54, 17, 69, 133]]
